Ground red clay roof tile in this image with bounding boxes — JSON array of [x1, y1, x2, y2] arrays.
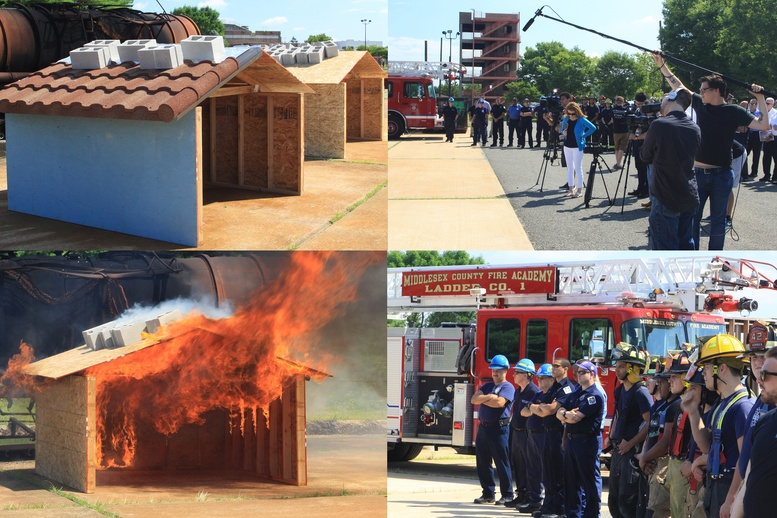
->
[[0, 55, 244, 122]]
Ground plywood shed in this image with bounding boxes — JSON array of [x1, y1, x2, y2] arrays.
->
[[287, 51, 387, 159], [23, 328, 328, 494], [0, 44, 313, 246]]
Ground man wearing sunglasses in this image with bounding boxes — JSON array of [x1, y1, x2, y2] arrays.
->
[[734, 346, 777, 518], [639, 88, 700, 250], [652, 52, 771, 250]]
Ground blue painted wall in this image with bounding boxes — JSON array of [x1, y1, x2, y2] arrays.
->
[[6, 112, 200, 246]]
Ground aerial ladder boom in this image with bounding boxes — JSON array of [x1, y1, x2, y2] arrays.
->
[[387, 256, 777, 313], [387, 61, 465, 79]]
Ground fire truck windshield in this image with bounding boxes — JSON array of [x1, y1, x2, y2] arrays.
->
[[619, 318, 725, 359]]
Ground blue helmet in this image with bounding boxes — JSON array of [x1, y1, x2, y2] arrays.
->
[[448, 96, 455, 102], [536, 363, 553, 377], [489, 354, 510, 370], [514, 358, 536, 374]]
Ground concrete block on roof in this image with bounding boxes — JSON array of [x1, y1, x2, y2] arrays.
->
[[145, 309, 185, 335], [138, 44, 183, 70], [70, 47, 109, 70], [84, 40, 121, 64], [294, 50, 309, 64], [323, 41, 339, 58], [110, 320, 148, 347], [280, 53, 295, 66], [117, 39, 156, 63], [83, 322, 115, 351], [306, 46, 325, 64], [181, 35, 226, 63]]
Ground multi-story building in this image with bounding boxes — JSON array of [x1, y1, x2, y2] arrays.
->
[[223, 24, 282, 46], [458, 11, 520, 102]]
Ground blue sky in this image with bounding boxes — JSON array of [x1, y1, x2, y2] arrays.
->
[[388, 0, 665, 62], [135, 0, 388, 44]]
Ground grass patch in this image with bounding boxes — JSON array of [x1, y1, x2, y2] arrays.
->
[[49, 486, 119, 517], [329, 180, 387, 224]]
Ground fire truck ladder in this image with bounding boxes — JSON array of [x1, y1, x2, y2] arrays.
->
[[387, 61, 465, 79], [387, 256, 777, 313]]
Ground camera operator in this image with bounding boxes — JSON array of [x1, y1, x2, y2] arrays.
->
[[653, 51, 771, 250], [599, 99, 614, 149], [639, 88, 700, 250], [585, 97, 601, 144], [629, 93, 650, 200], [611, 96, 630, 170]]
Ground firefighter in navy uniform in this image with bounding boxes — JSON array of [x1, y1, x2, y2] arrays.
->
[[664, 350, 694, 518], [687, 334, 753, 518], [522, 363, 555, 512], [527, 358, 576, 517], [724, 322, 776, 516], [440, 97, 458, 143], [557, 360, 605, 518], [507, 358, 542, 509], [471, 354, 515, 505], [608, 343, 653, 518]]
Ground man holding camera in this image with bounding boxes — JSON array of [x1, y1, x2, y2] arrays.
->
[[653, 52, 770, 250], [639, 88, 700, 250]]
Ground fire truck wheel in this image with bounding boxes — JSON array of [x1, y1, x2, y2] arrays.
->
[[388, 114, 405, 140], [388, 443, 424, 462]]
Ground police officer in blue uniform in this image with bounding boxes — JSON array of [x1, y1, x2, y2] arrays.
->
[[471, 354, 515, 505], [508, 358, 542, 510], [526, 357, 576, 516], [558, 361, 605, 518]]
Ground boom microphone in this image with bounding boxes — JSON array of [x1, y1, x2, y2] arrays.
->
[[522, 7, 543, 32]]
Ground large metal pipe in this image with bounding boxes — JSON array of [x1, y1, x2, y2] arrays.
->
[[0, 4, 200, 83]]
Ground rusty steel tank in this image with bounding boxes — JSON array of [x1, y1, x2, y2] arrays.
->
[[0, 252, 288, 364], [0, 4, 200, 85]]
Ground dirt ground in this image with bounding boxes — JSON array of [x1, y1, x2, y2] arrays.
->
[[0, 140, 387, 250], [0, 433, 386, 517]]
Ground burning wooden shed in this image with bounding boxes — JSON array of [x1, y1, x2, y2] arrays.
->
[[0, 39, 314, 246], [23, 313, 329, 494], [286, 51, 387, 159]]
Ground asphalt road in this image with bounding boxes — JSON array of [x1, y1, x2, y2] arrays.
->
[[388, 446, 613, 518], [481, 143, 772, 250]]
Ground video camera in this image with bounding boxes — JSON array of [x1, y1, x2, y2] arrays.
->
[[584, 144, 606, 155], [540, 93, 564, 125], [627, 103, 661, 133]]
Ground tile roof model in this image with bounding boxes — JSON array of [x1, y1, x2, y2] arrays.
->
[[0, 47, 312, 123]]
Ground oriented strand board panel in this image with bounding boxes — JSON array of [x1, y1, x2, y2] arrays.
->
[[36, 376, 96, 493], [270, 94, 304, 194], [361, 78, 386, 140], [304, 83, 346, 159], [213, 96, 240, 185], [243, 95, 270, 188], [345, 78, 363, 140]]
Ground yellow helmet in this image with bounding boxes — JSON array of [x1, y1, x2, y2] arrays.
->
[[697, 334, 746, 365], [612, 342, 647, 368]]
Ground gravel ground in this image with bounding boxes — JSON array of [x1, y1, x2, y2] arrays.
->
[[481, 143, 773, 250]]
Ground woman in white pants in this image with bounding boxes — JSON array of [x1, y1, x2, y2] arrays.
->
[[560, 102, 597, 198]]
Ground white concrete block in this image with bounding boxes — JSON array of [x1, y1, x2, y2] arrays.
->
[[110, 320, 148, 347], [145, 309, 184, 335], [323, 41, 339, 58], [117, 39, 156, 63], [306, 46, 325, 64], [83, 321, 114, 350], [294, 49, 309, 64], [181, 35, 226, 63], [84, 40, 121, 64], [138, 44, 183, 70], [69, 47, 108, 70], [280, 52, 295, 66]]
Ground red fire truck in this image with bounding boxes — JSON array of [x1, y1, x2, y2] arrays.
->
[[386, 61, 464, 139], [387, 257, 775, 462]]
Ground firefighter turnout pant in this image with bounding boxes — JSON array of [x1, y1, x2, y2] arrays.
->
[[475, 423, 513, 500], [665, 457, 690, 518], [608, 445, 641, 518], [704, 470, 734, 518]]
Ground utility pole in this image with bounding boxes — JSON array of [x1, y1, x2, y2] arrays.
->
[[442, 29, 460, 96], [360, 19, 371, 48]]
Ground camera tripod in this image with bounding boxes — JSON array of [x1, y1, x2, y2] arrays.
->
[[613, 139, 638, 213], [583, 148, 613, 208], [535, 126, 561, 192]]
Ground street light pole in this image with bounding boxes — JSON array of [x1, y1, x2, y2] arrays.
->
[[360, 19, 371, 49], [442, 29, 460, 96]]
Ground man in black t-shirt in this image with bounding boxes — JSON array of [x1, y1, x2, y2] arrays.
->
[[653, 52, 770, 250], [490, 97, 506, 147]]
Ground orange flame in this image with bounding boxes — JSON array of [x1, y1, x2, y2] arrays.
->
[[83, 251, 381, 468], [0, 341, 43, 403]]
